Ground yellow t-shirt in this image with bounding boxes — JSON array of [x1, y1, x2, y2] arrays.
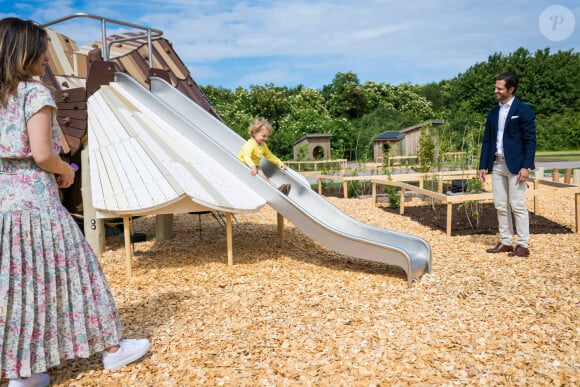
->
[[238, 138, 283, 168]]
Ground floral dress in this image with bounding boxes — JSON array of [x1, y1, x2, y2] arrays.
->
[[0, 81, 123, 379]]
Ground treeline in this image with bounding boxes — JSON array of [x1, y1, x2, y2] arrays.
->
[[200, 47, 579, 161]]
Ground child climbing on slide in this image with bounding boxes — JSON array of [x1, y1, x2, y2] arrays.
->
[[238, 117, 291, 195]]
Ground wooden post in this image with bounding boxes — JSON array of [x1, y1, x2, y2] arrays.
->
[[564, 168, 572, 184], [399, 187, 406, 215], [81, 148, 105, 254], [535, 167, 544, 180], [437, 178, 443, 193], [371, 182, 377, 207], [446, 203, 453, 237], [123, 216, 132, 277], [277, 213, 285, 248], [155, 214, 174, 240], [318, 178, 322, 195], [575, 193, 580, 233], [419, 176, 424, 189], [533, 179, 540, 215], [553, 169, 560, 182], [226, 213, 233, 266], [343, 180, 348, 199], [574, 169, 580, 186]]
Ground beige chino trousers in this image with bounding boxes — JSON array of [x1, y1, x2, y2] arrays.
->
[[492, 157, 530, 248]]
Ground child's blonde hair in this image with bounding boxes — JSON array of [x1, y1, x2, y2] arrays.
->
[[248, 117, 272, 136]]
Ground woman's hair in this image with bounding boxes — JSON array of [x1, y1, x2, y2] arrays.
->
[[248, 117, 272, 136], [0, 17, 48, 106]]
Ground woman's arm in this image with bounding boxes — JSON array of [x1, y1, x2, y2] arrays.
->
[[27, 105, 75, 188]]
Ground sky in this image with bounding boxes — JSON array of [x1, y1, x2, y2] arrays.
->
[[1, 0, 578, 89]]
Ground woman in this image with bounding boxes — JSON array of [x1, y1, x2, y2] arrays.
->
[[0, 17, 150, 387]]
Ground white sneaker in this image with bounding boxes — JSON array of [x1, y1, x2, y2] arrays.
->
[[8, 373, 50, 387], [102, 338, 150, 371]]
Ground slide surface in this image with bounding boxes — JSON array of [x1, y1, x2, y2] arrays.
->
[[107, 73, 431, 286]]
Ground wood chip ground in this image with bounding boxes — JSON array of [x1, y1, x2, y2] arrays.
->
[[3, 187, 578, 386]]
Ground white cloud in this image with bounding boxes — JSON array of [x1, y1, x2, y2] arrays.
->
[[5, 0, 579, 88]]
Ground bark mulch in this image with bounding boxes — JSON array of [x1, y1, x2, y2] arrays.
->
[[4, 186, 578, 386]]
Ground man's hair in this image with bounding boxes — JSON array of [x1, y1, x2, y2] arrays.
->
[[496, 72, 519, 94]]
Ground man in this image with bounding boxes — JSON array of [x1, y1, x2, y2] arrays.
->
[[479, 72, 536, 257]]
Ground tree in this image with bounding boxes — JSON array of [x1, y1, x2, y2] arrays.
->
[[322, 72, 368, 119]]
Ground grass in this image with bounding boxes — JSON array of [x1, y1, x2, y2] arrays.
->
[[535, 150, 580, 161]]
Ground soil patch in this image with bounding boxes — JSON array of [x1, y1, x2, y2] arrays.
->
[[381, 202, 573, 236]]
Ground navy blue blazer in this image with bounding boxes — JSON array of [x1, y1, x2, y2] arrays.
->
[[478, 97, 536, 175]]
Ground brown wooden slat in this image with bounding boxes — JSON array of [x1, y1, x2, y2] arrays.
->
[[58, 102, 87, 110], [56, 87, 86, 103], [57, 109, 88, 120], [57, 117, 86, 131]]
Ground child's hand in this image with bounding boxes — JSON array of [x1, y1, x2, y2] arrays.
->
[[251, 166, 258, 176], [281, 164, 288, 171]]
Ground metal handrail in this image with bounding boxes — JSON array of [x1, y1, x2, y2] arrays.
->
[[42, 13, 163, 68]]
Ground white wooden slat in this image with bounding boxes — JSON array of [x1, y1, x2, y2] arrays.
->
[[89, 151, 106, 209], [93, 151, 119, 210], [104, 143, 140, 209], [122, 138, 172, 204], [118, 139, 163, 209], [87, 101, 114, 152], [128, 140, 179, 201], [117, 109, 184, 198], [90, 93, 128, 145]]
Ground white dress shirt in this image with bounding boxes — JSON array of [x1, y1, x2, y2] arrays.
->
[[496, 96, 514, 155]]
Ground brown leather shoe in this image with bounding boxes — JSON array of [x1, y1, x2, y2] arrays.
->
[[278, 184, 291, 196], [486, 243, 513, 253], [508, 245, 530, 257]]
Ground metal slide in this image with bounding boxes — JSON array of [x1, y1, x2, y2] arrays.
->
[[112, 73, 431, 286]]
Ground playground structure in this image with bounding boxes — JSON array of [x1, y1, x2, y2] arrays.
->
[[41, 13, 432, 287]]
